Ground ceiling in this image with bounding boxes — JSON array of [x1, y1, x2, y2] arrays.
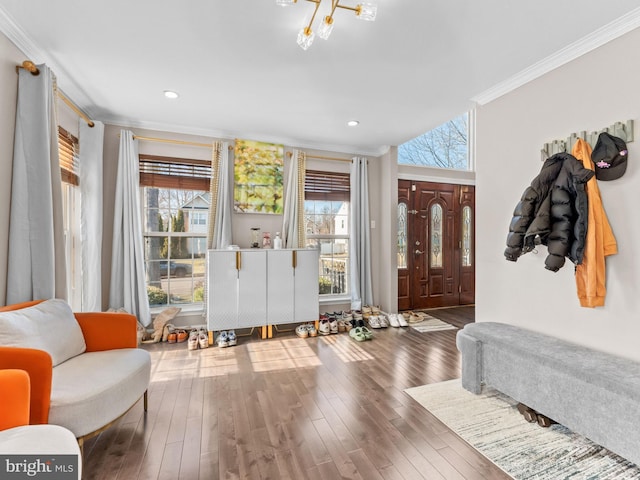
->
[[1, 1, 640, 156]]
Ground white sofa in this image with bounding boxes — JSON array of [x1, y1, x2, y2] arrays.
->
[[0, 299, 151, 448]]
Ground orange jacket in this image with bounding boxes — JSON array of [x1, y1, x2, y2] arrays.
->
[[571, 139, 617, 307]]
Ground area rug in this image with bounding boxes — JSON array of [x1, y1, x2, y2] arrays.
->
[[405, 379, 640, 480], [408, 315, 457, 333]]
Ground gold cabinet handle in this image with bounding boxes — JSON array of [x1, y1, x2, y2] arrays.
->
[[236, 251, 241, 270], [292, 250, 297, 269]]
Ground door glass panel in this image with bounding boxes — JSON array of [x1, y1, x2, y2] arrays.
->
[[430, 204, 443, 268], [397, 202, 407, 269], [462, 205, 472, 267]]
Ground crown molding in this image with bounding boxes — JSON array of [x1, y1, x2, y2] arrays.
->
[[472, 7, 640, 105]]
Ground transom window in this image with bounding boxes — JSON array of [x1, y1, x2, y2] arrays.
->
[[398, 112, 469, 169]]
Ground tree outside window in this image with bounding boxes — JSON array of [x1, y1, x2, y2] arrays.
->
[[398, 113, 469, 169]]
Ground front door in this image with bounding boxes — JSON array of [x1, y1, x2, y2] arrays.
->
[[397, 180, 475, 310]]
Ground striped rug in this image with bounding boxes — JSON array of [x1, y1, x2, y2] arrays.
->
[[409, 315, 457, 333], [405, 379, 640, 479]]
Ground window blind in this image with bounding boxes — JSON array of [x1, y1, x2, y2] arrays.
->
[[305, 170, 350, 201], [139, 154, 212, 191], [58, 127, 79, 185]]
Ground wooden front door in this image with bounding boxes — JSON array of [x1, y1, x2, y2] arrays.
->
[[397, 180, 475, 310]]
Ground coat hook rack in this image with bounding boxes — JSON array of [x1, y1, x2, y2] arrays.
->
[[540, 119, 634, 160]]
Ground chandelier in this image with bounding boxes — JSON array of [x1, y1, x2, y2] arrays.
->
[[276, 0, 378, 50]]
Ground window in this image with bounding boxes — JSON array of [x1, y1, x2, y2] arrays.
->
[[304, 170, 350, 297], [397, 202, 407, 269], [58, 127, 82, 309], [140, 155, 211, 307], [398, 112, 469, 169]]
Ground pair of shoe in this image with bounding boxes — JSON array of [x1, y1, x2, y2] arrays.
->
[[188, 328, 210, 350], [387, 313, 408, 328], [296, 323, 318, 338], [368, 315, 390, 329], [337, 319, 351, 332], [318, 315, 338, 335], [215, 330, 237, 348], [349, 325, 373, 342], [403, 311, 428, 323], [168, 328, 187, 343]]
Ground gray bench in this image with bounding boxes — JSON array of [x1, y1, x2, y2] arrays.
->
[[456, 321, 640, 466]]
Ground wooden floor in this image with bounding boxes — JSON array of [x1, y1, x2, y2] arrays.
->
[[82, 307, 511, 480]]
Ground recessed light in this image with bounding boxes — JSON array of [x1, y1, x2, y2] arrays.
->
[[347, 120, 359, 127], [163, 90, 179, 99]]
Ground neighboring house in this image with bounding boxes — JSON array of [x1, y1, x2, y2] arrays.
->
[[180, 192, 210, 256]]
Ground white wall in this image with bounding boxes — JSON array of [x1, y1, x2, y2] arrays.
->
[[476, 27, 640, 361]]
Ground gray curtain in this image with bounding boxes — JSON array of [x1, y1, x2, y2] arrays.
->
[[207, 141, 233, 249], [109, 130, 150, 325], [349, 157, 373, 310], [79, 120, 104, 311], [282, 149, 306, 248], [7, 64, 67, 304]]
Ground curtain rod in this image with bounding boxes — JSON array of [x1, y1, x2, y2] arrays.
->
[[130, 135, 233, 150], [287, 151, 351, 162], [16, 60, 95, 128]]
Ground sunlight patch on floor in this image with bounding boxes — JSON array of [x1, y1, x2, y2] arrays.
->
[[319, 335, 374, 362], [247, 339, 322, 372]]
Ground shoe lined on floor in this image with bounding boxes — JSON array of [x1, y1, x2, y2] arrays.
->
[[329, 315, 339, 334], [378, 314, 389, 328], [361, 326, 373, 340], [227, 330, 237, 346], [188, 331, 199, 350], [216, 331, 229, 347], [307, 323, 318, 337], [198, 331, 209, 348], [162, 323, 176, 342], [388, 314, 400, 328], [349, 326, 367, 342], [368, 315, 381, 329], [296, 324, 309, 338], [318, 319, 331, 335], [397, 314, 408, 327], [176, 329, 188, 343]]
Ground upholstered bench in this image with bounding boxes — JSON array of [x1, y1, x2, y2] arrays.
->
[[0, 299, 151, 450], [456, 321, 640, 467]]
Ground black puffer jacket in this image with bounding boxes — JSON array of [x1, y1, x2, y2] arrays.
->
[[505, 152, 594, 271]]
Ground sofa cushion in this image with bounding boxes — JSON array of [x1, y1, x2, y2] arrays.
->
[[0, 299, 86, 367], [49, 348, 151, 438]]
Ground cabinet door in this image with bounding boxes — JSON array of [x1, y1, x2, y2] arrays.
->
[[237, 250, 267, 328], [207, 250, 239, 331], [267, 250, 295, 325], [294, 249, 319, 323]]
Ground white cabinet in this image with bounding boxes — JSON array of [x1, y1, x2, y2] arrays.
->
[[207, 249, 319, 332], [207, 249, 267, 331], [267, 249, 319, 325]]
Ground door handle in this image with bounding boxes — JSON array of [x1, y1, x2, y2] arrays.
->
[[415, 249, 424, 255]]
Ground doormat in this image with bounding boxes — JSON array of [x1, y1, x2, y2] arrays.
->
[[409, 316, 457, 333], [405, 379, 640, 479]]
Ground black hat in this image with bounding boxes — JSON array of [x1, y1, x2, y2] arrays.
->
[[591, 132, 628, 181]]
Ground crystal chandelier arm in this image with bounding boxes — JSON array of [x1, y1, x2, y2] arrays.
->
[[303, 0, 322, 31]]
